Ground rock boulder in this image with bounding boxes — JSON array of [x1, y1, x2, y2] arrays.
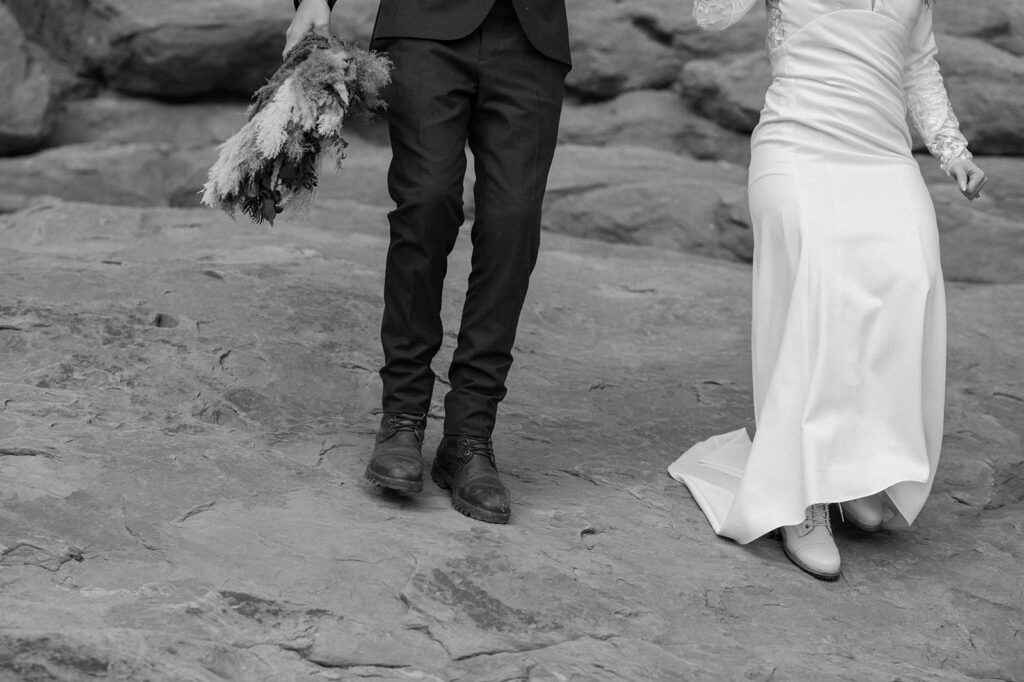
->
[[935, 34, 1024, 156], [566, 0, 764, 100], [559, 90, 751, 165], [0, 4, 57, 156], [3, 0, 295, 99], [934, 0, 1024, 57], [542, 145, 749, 260], [678, 50, 770, 134]]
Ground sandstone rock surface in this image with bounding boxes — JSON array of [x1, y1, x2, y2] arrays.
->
[[564, 0, 766, 99], [543, 145, 749, 260], [2, 128, 1021, 282], [936, 34, 1024, 156], [679, 51, 770, 134], [559, 90, 751, 165], [0, 4, 1021, 672], [3, 0, 296, 99], [0, 189, 1021, 680], [933, 0, 1024, 57], [7, 0, 1024, 158], [0, 4, 57, 155]]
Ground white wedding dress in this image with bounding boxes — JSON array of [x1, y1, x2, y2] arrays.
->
[[668, 0, 972, 544]]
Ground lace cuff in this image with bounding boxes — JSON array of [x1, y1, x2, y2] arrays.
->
[[903, 8, 972, 174], [693, 0, 759, 31], [765, 0, 784, 51], [907, 94, 973, 173]]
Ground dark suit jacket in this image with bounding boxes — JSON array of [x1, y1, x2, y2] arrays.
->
[[299, 0, 570, 67]]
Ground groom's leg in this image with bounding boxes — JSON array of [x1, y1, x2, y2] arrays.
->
[[367, 36, 475, 492], [444, 5, 567, 437], [432, 1, 566, 523]]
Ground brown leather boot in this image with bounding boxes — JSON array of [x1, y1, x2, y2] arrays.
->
[[365, 413, 426, 492], [431, 435, 510, 524]]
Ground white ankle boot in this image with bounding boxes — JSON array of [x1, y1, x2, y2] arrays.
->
[[780, 504, 841, 580], [840, 494, 885, 532]]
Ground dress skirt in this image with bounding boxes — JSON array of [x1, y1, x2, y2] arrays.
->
[[668, 10, 946, 545]]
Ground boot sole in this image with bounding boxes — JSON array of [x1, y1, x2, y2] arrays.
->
[[431, 465, 510, 524], [777, 531, 841, 581], [364, 467, 423, 493]]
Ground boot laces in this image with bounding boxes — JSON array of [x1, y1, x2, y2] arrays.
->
[[388, 413, 425, 440], [461, 436, 496, 466], [805, 503, 831, 531]]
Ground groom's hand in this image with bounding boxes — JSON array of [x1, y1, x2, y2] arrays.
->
[[284, 0, 332, 58]]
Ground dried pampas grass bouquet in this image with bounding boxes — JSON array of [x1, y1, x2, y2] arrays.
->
[[202, 32, 392, 225]]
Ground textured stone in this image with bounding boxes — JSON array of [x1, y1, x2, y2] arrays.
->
[[542, 145, 749, 260], [0, 26, 1019, 682], [0, 142, 214, 209], [3, 126, 1020, 284], [565, 0, 686, 99], [0, 4, 57, 156], [930, 192, 1024, 285], [565, 0, 764, 100], [678, 50, 771, 134], [711, 189, 754, 263], [0, 195, 1020, 680], [7, 0, 1024, 162], [559, 90, 751, 165], [0, 88, 392, 212], [3, 0, 295, 99], [934, 34, 1024, 156], [49, 94, 247, 149], [933, 0, 1024, 57]]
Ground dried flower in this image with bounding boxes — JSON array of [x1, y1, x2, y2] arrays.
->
[[201, 33, 392, 225]]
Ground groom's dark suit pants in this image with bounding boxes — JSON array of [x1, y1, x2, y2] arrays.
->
[[377, 0, 566, 437]]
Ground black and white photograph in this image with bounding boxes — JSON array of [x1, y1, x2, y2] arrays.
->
[[0, 0, 1021, 679]]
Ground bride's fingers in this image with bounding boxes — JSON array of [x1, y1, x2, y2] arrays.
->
[[967, 179, 985, 200], [967, 171, 987, 195], [953, 167, 969, 192]]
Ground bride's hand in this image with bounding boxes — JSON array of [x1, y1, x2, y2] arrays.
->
[[948, 158, 987, 201], [284, 0, 332, 58]]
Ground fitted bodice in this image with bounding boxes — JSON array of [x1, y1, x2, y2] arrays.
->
[[698, 0, 926, 34], [774, 0, 924, 32], [752, 10, 920, 174], [766, 0, 925, 48], [693, 0, 971, 171]]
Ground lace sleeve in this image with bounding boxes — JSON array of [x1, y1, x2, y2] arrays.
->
[[903, 6, 972, 175], [693, 0, 761, 31]]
